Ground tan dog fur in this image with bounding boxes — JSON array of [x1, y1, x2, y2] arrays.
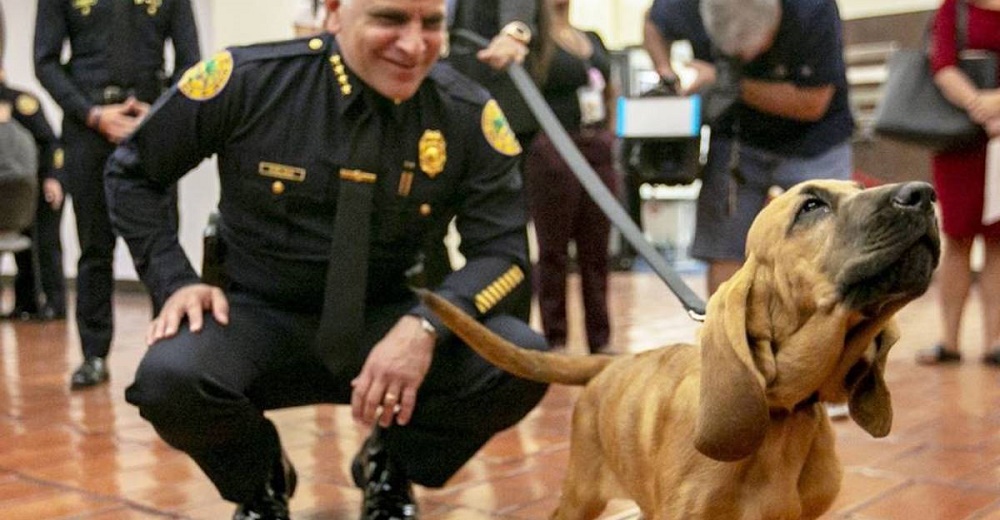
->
[[421, 180, 940, 519]]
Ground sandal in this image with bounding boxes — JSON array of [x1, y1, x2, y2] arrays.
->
[[982, 349, 1000, 367], [915, 344, 961, 365]]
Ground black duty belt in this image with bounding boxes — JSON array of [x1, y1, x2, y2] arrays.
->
[[90, 84, 160, 105], [453, 30, 706, 320]]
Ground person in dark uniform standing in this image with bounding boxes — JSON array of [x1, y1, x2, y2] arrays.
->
[[0, 67, 66, 321], [33, 0, 201, 389], [104, 0, 548, 518]]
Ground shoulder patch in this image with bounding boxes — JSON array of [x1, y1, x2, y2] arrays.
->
[[481, 100, 522, 156], [15, 94, 39, 116], [179, 51, 234, 101]]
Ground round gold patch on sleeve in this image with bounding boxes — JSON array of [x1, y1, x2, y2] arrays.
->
[[179, 51, 234, 101], [481, 100, 522, 157]]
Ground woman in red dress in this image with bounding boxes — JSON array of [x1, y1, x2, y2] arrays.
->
[[917, 0, 1000, 364]]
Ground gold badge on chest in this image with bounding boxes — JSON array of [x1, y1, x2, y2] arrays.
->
[[419, 129, 446, 178]]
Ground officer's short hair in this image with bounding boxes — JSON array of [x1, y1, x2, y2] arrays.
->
[[700, 0, 779, 58]]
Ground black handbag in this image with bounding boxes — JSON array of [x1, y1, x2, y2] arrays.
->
[[872, 0, 998, 152]]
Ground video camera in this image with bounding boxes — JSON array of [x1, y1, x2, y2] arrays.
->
[[618, 76, 703, 186]]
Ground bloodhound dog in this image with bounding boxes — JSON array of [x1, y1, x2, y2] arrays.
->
[[420, 180, 940, 519]]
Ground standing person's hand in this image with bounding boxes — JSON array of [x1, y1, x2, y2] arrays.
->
[[350, 315, 435, 428], [478, 29, 530, 70], [986, 116, 1000, 138], [92, 97, 152, 144], [147, 283, 230, 345], [42, 178, 63, 209], [968, 90, 1000, 124], [679, 60, 718, 95]]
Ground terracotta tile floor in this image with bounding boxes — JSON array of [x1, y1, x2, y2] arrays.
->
[[1, 271, 999, 519]]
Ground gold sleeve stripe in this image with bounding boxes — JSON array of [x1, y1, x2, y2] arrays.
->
[[339, 168, 377, 184], [474, 265, 525, 314]]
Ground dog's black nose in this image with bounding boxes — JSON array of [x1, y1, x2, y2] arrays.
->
[[892, 182, 936, 211]]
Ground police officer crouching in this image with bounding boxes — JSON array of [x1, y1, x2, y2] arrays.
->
[[104, 0, 549, 518]]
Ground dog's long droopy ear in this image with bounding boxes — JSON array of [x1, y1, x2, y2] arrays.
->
[[695, 259, 769, 462], [847, 320, 899, 437]]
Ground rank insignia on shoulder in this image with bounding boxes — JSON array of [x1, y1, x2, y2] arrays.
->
[[419, 130, 446, 178], [179, 51, 234, 101], [481, 100, 522, 157], [15, 95, 39, 116], [54, 148, 65, 170]]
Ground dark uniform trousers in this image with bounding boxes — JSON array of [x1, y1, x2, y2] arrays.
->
[[62, 118, 117, 356], [524, 128, 618, 349], [125, 290, 548, 502], [63, 117, 176, 358]]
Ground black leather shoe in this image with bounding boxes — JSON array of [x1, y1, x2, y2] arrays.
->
[[352, 428, 418, 520], [69, 357, 109, 390], [1, 307, 39, 321], [233, 451, 297, 520]]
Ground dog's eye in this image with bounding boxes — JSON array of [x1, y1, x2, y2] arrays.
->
[[799, 197, 830, 215], [797, 197, 830, 218]]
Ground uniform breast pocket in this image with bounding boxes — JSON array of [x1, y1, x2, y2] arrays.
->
[[263, 159, 331, 200], [230, 153, 335, 223]]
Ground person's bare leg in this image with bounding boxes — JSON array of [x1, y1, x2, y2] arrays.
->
[[926, 235, 973, 359], [979, 238, 1000, 358]]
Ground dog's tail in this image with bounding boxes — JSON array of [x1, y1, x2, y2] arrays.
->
[[419, 289, 614, 385]]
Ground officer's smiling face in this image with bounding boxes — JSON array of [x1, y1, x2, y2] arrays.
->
[[328, 0, 446, 101]]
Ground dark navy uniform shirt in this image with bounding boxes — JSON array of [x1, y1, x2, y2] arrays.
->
[[0, 83, 64, 183], [647, 0, 853, 157], [105, 33, 531, 338], [34, 0, 201, 125], [735, 0, 854, 157]]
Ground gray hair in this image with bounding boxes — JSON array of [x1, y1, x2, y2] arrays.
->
[[700, 0, 780, 58]]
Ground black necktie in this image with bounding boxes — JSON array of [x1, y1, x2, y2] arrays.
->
[[108, 0, 139, 88], [314, 99, 382, 375]]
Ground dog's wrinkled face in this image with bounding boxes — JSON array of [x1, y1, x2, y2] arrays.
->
[[748, 180, 940, 315], [696, 180, 940, 461]]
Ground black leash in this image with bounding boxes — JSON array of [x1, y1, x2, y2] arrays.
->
[[453, 29, 706, 320]]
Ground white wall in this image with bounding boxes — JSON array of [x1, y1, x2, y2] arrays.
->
[[2, 0, 940, 282]]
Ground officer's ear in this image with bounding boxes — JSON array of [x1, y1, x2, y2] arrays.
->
[[325, 0, 342, 33]]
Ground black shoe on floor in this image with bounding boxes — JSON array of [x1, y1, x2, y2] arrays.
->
[[1, 307, 39, 321], [233, 451, 297, 520], [352, 427, 418, 520], [69, 357, 109, 390]]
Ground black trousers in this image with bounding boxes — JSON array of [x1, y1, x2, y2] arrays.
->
[[63, 119, 175, 358], [13, 182, 65, 313], [125, 291, 549, 503]]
